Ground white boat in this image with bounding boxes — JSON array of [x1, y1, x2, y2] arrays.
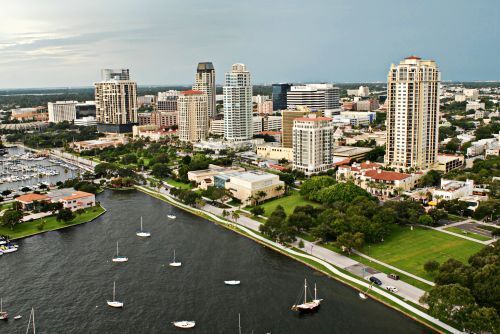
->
[[169, 249, 182, 267], [291, 279, 322, 313], [167, 215, 176, 219], [14, 315, 22, 320], [0, 298, 8, 320], [224, 280, 240, 285], [0, 245, 17, 254], [112, 242, 128, 263], [136, 217, 151, 237], [106, 281, 124, 308], [358, 292, 367, 300], [172, 321, 195, 329]]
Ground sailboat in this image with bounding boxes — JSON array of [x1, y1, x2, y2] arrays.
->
[[224, 280, 241, 286], [0, 298, 8, 320], [172, 320, 196, 329], [238, 313, 242, 334], [169, 249, 182, 267], [106, 281, 124, 308], [112, 241, 128, 263], [25, 308, 35, 333], [167, 214, 176, 219], [291, 279, 322, 313], [359, 267, 369, 299], [136, 216, 151, 237]]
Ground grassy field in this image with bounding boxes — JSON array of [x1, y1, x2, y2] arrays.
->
[[0, 205, 106, 240], [444, 226, 491, 241], [358, 225, 484, 281], [247, 190, 321, 217], [165, 178, 192, 190]]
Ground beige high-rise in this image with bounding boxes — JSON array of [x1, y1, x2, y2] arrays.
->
[[178, 90, 209, 142], [281, 106, 311, 148], [95, 79, 137, 124], [193, 62, 216, 118], [385, 56, 440, 170]]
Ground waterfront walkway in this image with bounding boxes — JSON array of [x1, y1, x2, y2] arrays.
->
[[137, 185, 462, 334]]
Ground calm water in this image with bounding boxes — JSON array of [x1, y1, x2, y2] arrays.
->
[[0, 191, 433, 333]]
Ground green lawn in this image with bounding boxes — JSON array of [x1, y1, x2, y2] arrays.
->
[[165, 178, 192, 190], [0, 205, 106, 240], [0, 202, 13, 211], [444, 226, 491, 241], [247, 191, 321, 218], [358, 225, 484, 281]]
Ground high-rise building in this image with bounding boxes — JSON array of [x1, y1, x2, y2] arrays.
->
[[385, 56, 440, 170], [101, 69, 130, 81], [193, 62, 216, 118], [95, 69, 137, 126], [281, 107, 311, 148], [272, 83, 291, 111], [223, 63, 253, 141], [178, 90, 209, 142], [292, 114, 335, 175], [156, 90, 180, 112], [287, 84, 340, 111], [48, 101, 78, 123]]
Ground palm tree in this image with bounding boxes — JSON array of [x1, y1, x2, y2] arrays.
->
[[256, 190, 267, 204], [231, 211, 240, 223], [275, 185, 284, 196], [222, 209, 230, 219], [195, 198, 206, 209]]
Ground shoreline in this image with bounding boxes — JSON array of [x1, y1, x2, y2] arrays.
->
[[135, 185, 459, 334]]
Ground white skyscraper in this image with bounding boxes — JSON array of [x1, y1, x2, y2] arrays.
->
[[48, 101, 78, 123], [385, 56, 440, 170], [193, 62, 216, 118], [223, 63, 253, 141]]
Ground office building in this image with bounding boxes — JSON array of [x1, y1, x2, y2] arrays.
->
[[101, 68, 130, 81], [272, 83, 291, 111], [95, 69, 138, 128], [281, 107, 311, 148], [223, 63, 253, 141], [76, 101, 96, 118], [463, 89, 479, 101], [193, 62, 216, 118], [178, 90, 209, 142], [287, 84, 340, 111], [292, 114, 335, 175], [157, 90, 179, 112], [48, 101, 77, 123], [257, 101, 273, 114], [385, 56, 440, 170], [466, 101, 485, 111]]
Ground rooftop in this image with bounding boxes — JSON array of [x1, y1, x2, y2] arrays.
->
[[364, 170, 411, 181], [62, 191, 94, 201], [181, 90, 204, 95], [15, 193, 49, 203], [230, 171, 277, 182]]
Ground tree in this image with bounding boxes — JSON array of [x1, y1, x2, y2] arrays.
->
[[473, 199, 500, 221], [299, 176, 336, 200], [151, 163, 171, 179], [316, 182, 371, 205], [287, 211, 314, 232], [420, 170, 441, 187], [231, 211, 240, 223], [21, 187, 31, 193], [445, 138, 461, 152], [121, 153, 138, 165], [424, 260, 440, 274], [418, 214, 434, 226], [222, 209, 230, 220], [1, 190, 12, 197], [195, 198, 206, 209], [57, 208, 75, 222], [298, 239, 305, 248], [2, 210, 23, 229], [336, 232, 364, 254], [250, 206, 265, 217]]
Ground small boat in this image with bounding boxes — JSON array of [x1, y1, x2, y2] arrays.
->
[[112, 241, 128, 263], [106, 281, 124, 308], [14, 315, 22, 320], [224, 280, 241, 285], [136, 217, 151, 237], [0, 298, 8, 320], [169, 249, 181, 267], [172, 321, 195, 329], [291, 279, 322, 313], [359, 284, 372, 300], [167, 215, 176, 219]]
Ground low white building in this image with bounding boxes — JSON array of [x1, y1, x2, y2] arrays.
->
[[59, 191, 96, 211], [432, 179, 474, 202], [466, 101, 485, 112], [48, 101, 78, 123]]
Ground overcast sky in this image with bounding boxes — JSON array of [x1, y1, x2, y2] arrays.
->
[[0, 0, 498, 88]]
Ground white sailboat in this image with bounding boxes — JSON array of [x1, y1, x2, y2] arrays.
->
[[25, 307, 35, 334], [167, 215, 176, 219], [112, 241, 128, 263], [0, 298, 8, 320], [238, 313, 242, 334], [106, 281, 124, 308], [172, 320, 196, 329], [169, 249, 182, 267], [136, 217, 151, 237], [291, 279, 322, 313], [224, 280, 240, 286], [359, 284, 372, 300]]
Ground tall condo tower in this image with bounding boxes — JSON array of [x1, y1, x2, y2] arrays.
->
[[178, 90, 209, 142], [223, 63, 253, 141], [193, 62, 216, 118], [384, 56, 440, 170]]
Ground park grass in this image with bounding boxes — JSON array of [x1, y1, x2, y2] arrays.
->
[[0, 202, 13, 211], [0, 205, 106, 240], [165, 178, 192, 190], [444, 226, 491, 241], [357, 225, 484, 281], [247, 190, 321, 218]]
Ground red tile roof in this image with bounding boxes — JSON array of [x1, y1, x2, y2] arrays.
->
[[405, 56, 421, 60], [181, 90, 204, 95], [61, 191, 95, 201], [364, 170, 410, 181], [16, 193, 49, 203]]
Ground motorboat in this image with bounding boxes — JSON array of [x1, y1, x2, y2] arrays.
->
[[14, 315, 22, 320], [224, 280, 241, 286], [172, 321, 195, 329], [167, 215, 176, 219]]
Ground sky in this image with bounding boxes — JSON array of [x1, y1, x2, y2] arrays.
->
[[0, 0, 499, 88]]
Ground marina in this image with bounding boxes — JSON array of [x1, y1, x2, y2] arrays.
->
[[0, 190, 433, 333]]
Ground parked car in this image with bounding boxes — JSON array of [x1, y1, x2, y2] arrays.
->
[[385, 286, 399, 293], [369, 276, 382, 285], [387, 273, 400, 280]]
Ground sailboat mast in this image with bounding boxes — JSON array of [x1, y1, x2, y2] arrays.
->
[[32, 308, 35, 334], [116, 242, 119, 256], [173, 249, 176, 261], [113, 282, 116, 301], [238, 313, 242, 334], [304, 279, 307, 304], [25, 308, 32, 334], [141, 216, 143, 231], [1, 297, 2, 312]]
